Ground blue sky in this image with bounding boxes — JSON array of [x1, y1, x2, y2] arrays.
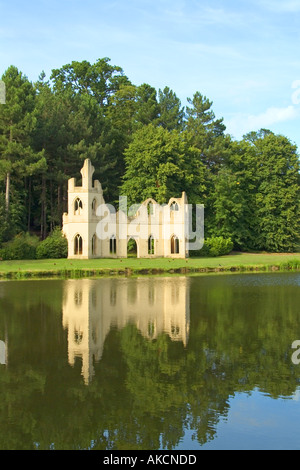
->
[[1, 0, 300, 148]]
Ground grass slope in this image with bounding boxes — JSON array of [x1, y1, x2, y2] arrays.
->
[[0, 252, 300, 279]]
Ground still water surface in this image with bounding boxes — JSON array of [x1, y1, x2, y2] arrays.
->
[[0, 272, 300, 450]]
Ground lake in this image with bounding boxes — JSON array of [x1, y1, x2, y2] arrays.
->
[[0, 272, 300, 450]]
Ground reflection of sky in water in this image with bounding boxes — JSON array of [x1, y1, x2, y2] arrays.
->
[[209, 272, 300, 288], [177, 388, 300, 450]]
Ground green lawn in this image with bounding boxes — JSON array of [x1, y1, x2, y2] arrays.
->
[[0, 252, 300, 279]]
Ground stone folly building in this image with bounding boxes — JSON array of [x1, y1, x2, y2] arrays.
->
[[62, 159, 189, 259]]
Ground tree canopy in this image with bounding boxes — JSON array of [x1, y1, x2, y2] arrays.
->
[[0, 58, 299, 252]]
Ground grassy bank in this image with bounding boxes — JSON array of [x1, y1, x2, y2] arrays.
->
[[0, 252, 300, 279]]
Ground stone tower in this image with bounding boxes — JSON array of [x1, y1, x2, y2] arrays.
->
[[62, 159, 105, 259]]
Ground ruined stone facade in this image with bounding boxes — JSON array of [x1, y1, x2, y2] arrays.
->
[[62, 159, 189, 259]]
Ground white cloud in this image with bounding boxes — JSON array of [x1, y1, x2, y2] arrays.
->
[[248, 105, 299, 127], [161, 2, 251, 29], [226, 105, 300, 138]]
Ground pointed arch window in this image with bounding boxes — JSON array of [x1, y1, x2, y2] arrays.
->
[[74, 329, 83, 345], [147, 202, 154, 216], [148, 235, 155, 255], [110, 235, 117, 255], [170, 201, 179, 212], [171, 324, 180, 337], [74, 197, 83, 215], [148, 321, 155, 338], [91, 234, 97, 255], [74, 290, 82, 305], [171, 235, 179, 254], [74, 234, 83, 255], [92, 198, 97, 215], [110, 286, 117, 306]]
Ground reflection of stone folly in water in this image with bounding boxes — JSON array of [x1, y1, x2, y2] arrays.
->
[[62, 278, 190, 384], [62, 158, 189, 259], [0, 341, 6, 365]]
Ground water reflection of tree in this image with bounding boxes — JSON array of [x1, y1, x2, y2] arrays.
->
[[0, 275, 300, 449]]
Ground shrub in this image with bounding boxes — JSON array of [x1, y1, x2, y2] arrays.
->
[[191, 236, 233, 257], [0, 232, 39, 260], [36, 227, 68, 259]]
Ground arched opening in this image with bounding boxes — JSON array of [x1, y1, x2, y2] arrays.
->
[[74, 197, 83, 215], [127, 238, 137, 258], [171, 324, 180, 338], [171, 235, 179, 254], [147, 202, 154, 216], [110, 235, 117, 255], [127, 283, 137, 304], [148, 235, 155, 255], [110, 285, 117, 306], [148, 285, 155, 304], [74, 234, 83, 255], [74, 328, 83, 345], [92, 198, 97, 215], [147, 321, 155, 338], [170, 201, 179, 212], [74, 289, 82, 305], [91, 234, 97, 256]]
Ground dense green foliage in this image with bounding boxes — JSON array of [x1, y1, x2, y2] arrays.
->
[[0, 232, 39, 260], [192, 236, 234, 257], [0, 59, 299, 253], [0, 228, 67, 260], [36, 227, 68, 259]]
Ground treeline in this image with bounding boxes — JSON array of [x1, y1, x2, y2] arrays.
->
[[0, 58, 299, 252]]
